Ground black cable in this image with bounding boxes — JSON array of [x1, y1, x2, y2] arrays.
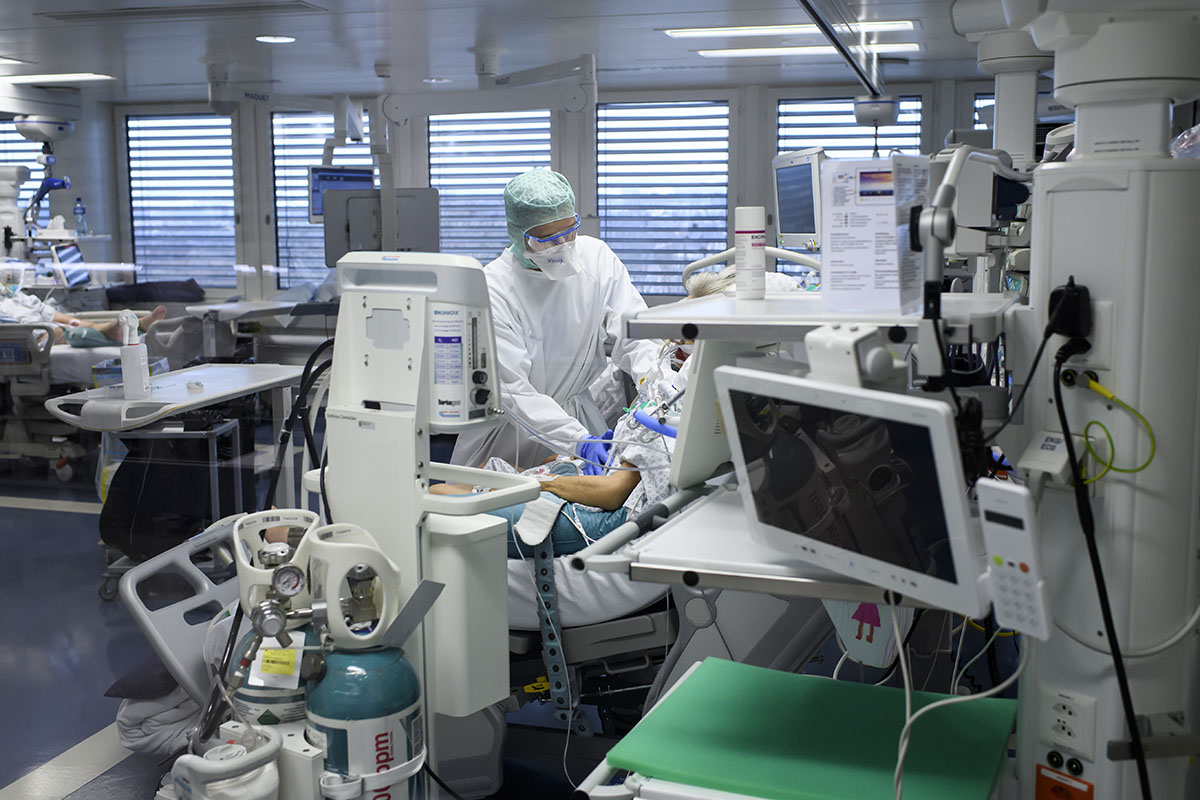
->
[[424, 762, 468, 800], [930, 322, 963, 414], [197, 603, 244, 741], [1052, 348, 1153, 800], [984, 299, 1068, 445], [263, 358, 331, 510], [319, 451, 334, 523]]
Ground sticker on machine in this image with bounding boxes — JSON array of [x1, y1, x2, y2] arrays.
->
[[431, 306, 465, 420], [1035, 765, 1094, 800]]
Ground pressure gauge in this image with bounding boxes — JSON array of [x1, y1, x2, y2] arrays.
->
[[271, 564, 306, 598]]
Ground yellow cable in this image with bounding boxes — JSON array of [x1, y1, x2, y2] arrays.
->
[[1080, 378, 1156, 477], [961, 615, 1017, 637], [1082, 420, 1114, 485]]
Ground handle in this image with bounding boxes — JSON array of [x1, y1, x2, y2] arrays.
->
[[422, 463, 541, 515], [173, 726, 282, 786], [307, 523, 402, 649], [28, 323, 55, 357], [233, 509, 320, 612]]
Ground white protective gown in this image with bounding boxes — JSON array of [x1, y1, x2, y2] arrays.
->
[[451, 235, 663, 468]]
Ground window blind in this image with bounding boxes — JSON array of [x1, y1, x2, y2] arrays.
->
[[272, 111, 373, 287], [598, 101, 730, 296], [126, 114, 236, 287], [777, 96, 923, 158], [428, 110, 551, 263], [0, 121, 50, 230]]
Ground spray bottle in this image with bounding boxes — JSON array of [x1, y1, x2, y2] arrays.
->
[[734, 205, 767, 300], [119, 309, 151, 400]]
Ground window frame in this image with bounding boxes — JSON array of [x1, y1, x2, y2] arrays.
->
[[766, 82, 936, 159], [594, 89, 737, 298], [114, 102, 242, 294]]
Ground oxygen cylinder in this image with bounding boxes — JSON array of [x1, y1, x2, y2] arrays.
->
[[228, 627, 316, 727], [305, 647, 423, 799]]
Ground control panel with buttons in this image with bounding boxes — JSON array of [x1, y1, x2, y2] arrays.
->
[[977, 478, 1050, 641]]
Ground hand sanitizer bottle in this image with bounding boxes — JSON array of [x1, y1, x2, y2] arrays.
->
[[119, 310, 150, 400]]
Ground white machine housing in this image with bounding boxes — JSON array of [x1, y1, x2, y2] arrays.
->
[[323, 252, 540, 786]]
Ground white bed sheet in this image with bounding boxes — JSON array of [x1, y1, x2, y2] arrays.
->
[[508, 555, 667, 630], [49, 344, 122, 385]]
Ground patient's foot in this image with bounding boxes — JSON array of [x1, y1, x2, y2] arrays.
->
[[139, 306, 167, 331], [95, 307, 168, 342]]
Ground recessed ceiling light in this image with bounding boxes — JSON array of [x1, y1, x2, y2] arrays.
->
[[0, 72, 115, 83], [256, 35, 296, 44], [422, 77, 452, 84], [696, 43, 920, 58], [665, 21, 914, 38]]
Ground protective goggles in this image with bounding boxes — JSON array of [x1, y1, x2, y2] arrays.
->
[[524, 215, 581, 250]]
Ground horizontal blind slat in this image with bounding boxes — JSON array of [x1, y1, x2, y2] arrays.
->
[[127, 114, 237, 287]]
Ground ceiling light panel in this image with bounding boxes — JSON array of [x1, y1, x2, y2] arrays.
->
[[696, 43, 919, 58], [1, 73, 116, 83], [664, 21, 914, 38]]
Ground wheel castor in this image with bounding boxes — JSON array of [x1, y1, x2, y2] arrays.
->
[[99, 578, 119, 601]]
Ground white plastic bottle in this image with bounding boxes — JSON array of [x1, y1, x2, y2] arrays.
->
[[119, 309, 151, 400], [734, 205, 766, 300]]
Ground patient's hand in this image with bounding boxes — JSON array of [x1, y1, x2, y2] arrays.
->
[[264, 525, 289, 544]]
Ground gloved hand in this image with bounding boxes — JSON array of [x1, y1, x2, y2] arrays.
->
[[577, 429, 614, 476]]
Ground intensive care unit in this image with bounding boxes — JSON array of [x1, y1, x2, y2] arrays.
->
[[1, 1, 1199, 800]]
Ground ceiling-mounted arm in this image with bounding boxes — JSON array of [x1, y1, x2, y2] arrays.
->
[[380, 54, 597, 123], [796, 0, 884, 97]]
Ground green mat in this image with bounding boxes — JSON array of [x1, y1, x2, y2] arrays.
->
[[605, 658, 1016, 800]]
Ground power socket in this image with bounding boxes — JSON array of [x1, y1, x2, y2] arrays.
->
[[1041, 688, 1096, 760]]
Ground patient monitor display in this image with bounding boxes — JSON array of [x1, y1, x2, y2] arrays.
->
[[772, 147, 826, 252], [308, 166, 375, 223], [716, 367, 986, 616]]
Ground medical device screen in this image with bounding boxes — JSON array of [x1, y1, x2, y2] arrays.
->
[[728, 389, 957, 583], [309, 167, 375, 218], [51, 243, 89, 287], [775, 163, 817, 236]]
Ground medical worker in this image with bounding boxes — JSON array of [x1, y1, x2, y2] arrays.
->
[[451, 169, 662, 472]]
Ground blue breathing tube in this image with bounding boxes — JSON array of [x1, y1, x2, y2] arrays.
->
[[632, 409, 678, 438]]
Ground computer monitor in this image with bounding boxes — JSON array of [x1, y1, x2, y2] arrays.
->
[[772, 147, 826, 253], [309, 166, 376, 223], [50, 242, 89, 288], [715, 365, 988, 616], [322, 188, 440, 267]]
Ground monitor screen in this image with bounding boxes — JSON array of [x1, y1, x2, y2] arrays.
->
[[775, 163, 817, 236], [51, 243, 89, 287], [726, 388, 958, 585], [309, 166, 375, 220]]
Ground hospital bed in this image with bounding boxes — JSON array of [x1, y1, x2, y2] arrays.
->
[[0, 313, 218, 479]]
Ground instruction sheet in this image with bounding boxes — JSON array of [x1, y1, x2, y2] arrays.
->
[[820, 156, 930, 315]]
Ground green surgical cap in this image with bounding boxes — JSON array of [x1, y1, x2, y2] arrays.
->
[[504, 169, 576, 266]]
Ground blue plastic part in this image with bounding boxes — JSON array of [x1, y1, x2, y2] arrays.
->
[[632, 409, 678, 438]]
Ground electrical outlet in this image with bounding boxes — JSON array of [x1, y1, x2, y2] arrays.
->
[[1041, 688, 1097, 760]]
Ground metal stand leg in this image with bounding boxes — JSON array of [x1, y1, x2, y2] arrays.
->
[[273, 385, 295, 507], [201, 311, 218, 359]]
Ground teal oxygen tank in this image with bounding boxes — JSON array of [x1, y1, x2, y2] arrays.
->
[[305, 647, 422, 798], [228, 626, 317, 727]]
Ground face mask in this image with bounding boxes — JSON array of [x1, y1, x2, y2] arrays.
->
[[526, 240, 579, 280], [670, 341, 694, 370]]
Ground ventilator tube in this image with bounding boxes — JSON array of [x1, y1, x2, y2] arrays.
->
[[734, 206, 766, 300]]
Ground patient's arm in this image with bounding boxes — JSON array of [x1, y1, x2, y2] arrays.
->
[[429, 482, 474, 495], [543, 462, 642, 511]]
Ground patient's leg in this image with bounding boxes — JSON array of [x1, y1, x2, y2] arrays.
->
[[87, 305, 168, 342]]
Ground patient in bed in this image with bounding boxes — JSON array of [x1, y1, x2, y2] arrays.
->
[[0, 285, 166, 347], [429, 354, 682, 559]]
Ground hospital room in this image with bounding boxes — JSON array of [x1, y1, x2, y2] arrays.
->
[[1, 0, 1198, 798]]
